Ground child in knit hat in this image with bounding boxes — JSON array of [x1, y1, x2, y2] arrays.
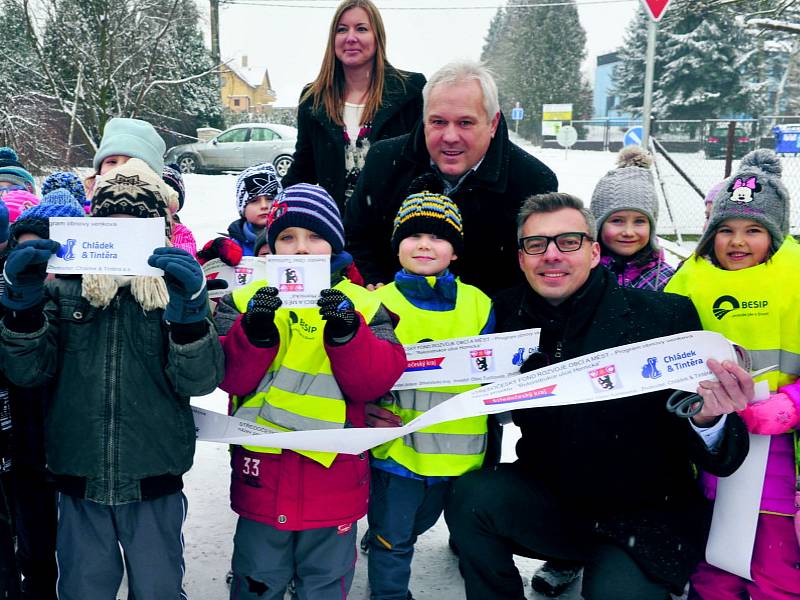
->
[[362, 189, 493, 600], [197, 162, 283, 267], [218, 183, 406, 599], [0, 155, 223, 600], [0, 147, 36, 194], [666, 149, 800, 598], [590, 146, 674, 291], [83, 117, 167, 199]]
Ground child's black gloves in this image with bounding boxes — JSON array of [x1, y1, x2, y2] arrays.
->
[[317, 288, 358, 339], [243, 286, 281, 344]]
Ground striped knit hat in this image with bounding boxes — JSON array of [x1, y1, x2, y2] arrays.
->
[[391, 191, 464, 254], [266, 183, 344, 254]]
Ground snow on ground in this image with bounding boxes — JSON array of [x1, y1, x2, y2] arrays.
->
[[175, 144, 685, 600]]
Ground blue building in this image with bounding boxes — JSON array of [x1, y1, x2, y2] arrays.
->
[[592, 52, 633, 119]]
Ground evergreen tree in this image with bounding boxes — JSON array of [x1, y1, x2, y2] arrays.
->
[[481, 0, 592, 141], [613, 7, 650, 116], [614, 0, 776, 119]]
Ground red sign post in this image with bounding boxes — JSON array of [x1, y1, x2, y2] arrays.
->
[[640, 0, 671, 21]]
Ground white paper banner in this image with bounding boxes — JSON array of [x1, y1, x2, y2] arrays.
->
[[202, 256, 266, 299], [47, 217, 165, 276], [393, 329, 540, 390], [705, 381, 771, 580], [265, 255, 330, 308], [193, 330, 739, 454]]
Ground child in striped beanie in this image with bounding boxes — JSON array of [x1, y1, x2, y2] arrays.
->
[[364, 188, 493, 600]]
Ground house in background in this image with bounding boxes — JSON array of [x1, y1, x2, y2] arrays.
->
[[220, 55, 276, 114]]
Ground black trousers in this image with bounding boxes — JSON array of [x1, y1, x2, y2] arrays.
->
[[444, 463, 671, 600], [0, 472, 20, 600], [11, 467, 56, 600]]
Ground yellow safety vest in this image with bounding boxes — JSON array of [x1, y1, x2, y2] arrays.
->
[[665, 237, 800, 391], [371, 279, 492, 477], [231, 278, 382, 467]]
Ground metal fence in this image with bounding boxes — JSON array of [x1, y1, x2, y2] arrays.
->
[[549, 117, 800, 238]]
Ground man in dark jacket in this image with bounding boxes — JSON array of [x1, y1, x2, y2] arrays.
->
[[444, 192, 752, 600], [344, 60, 558, 297]]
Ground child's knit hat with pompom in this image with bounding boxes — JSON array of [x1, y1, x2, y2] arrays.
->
[[590, 145, 659, 249], [698, 149, 790, 254]]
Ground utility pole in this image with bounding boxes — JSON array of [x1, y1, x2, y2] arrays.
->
[[210, 0, 221, 69], [641, 19, 656, 150]]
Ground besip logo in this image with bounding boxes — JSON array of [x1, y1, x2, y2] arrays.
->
[[712, 295, 739, 320], [712, 295, 769, 320], [56, 239, 77, 261]]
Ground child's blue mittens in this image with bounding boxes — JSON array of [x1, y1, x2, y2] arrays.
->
[[317, 288, 358, 339], [2, 239, 60, 310], [148, 247, 208, 324]]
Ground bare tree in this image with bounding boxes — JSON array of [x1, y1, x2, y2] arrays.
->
[[3, 0, 221, 167]]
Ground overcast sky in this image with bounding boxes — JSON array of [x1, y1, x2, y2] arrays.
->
[[205, 0, 641, 107]]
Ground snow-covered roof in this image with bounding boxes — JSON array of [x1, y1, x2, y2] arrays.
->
[[223, 58, 269, 89]]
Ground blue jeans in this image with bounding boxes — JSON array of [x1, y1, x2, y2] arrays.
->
[[366, 468, 451, 600]]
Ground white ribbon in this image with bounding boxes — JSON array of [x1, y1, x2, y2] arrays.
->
[[193, 330, 739, 454]]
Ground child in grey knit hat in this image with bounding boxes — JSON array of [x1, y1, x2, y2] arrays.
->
[[589, 146, 675, 291]]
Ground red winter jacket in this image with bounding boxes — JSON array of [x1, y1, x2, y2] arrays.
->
[[220, 310, 405, 530]]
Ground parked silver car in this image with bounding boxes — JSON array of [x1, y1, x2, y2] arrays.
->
[[164, 123, 297, 175]]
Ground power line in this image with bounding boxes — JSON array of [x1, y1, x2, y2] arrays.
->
[[221, 0, 637, 9]]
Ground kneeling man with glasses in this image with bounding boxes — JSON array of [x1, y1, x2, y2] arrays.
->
[[444, 192, 753, 600]]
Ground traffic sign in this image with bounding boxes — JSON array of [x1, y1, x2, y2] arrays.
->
[[511, 107, 524, 121], [623, 126, 644, 147], [640, 0, 671, 21], [556, 126, 578, 148]]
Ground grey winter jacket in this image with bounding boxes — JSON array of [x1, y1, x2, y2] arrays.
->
[[0, 277, 224, 505]]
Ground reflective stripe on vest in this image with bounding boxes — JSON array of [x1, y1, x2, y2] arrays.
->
[[394, 389, 453, 412], [665, 237, 800, 391], [231, 278, 381, 467], [747, 348, 800, 377], [370, 279, 491, 476], [270, 366, 345, 402], [402, 431, 487, 456]]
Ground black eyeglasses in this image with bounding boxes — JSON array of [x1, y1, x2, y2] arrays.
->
[[518, 232, 593, 255]]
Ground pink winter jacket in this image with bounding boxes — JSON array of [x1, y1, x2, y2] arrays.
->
[[700, 385, 799, 516], [220, 311, 406, 530], [171, 222, 197, 258]]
